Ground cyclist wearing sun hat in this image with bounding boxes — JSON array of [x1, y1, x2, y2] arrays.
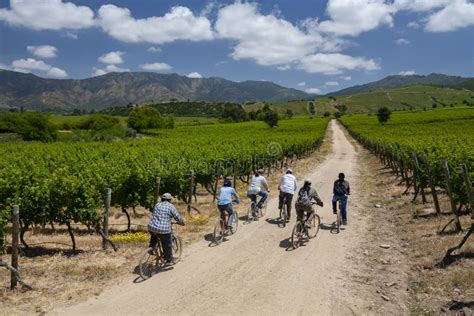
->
[[247, 169, 269, 216], [148, 193, 185, 264]]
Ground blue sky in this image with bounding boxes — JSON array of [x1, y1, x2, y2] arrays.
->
[[0, 0, 473, 94]]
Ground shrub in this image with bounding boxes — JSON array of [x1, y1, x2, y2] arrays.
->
[[263, 109, 279, 128], [128, 106, 165, 131], [377, 107, 391, 124]]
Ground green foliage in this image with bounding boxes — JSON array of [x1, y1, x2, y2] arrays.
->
[[0, 112, 58, 142], [377, 107, 392, 124], [263, 109, 279, 128], [308, 102, 316, 115], [0, 118, 330, 240], [222, 104, 249, 122], [341, 107, 474, 205], [128, 106, 172, 131], [285, 109, 294, 119]]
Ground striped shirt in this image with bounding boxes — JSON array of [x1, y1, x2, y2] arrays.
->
[[148, 201, 185, 234]]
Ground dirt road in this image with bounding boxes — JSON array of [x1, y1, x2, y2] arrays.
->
[[53, 120, 373, 315]]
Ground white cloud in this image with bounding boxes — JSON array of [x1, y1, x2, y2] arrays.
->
[[305, 87, 322, 94], [105, 64, 129, 72], [398, 70, 416, 75], [97, 5, 213, 44], [394, 0, 451, 12], [12, 58, 51, 71], [297, 82, 306, 86], [325, 81, 339, 86], [92, 68, 107, 77], [407, 21, 420, 29], [27, 45, 58, 58], [340, 76, 351, 80], [318, 0, 395, 37], [147, 47, 162, 53], [277, 65, 291, 71], [66, 31, 78, 39], [187, 72, 203, 78], [47, 67, 67, 78], [0, 0, 95, 30], [11, 58, 67, 78], [139, 62, 172, 72], [215, 2, 343, 67], [98, 51, 124, 64], [395, 38, 410, 45], [425, 0, 474, 32], [299, 53, 380, 75]]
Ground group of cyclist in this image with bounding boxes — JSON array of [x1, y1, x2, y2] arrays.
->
[[147, 168, 350, 264]]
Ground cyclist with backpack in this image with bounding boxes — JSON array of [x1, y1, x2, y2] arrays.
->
[[332, 172, 350, 225], [217, 179, 240, 228], [295, 179, 323, 223], [278, 168, 297, 222], [247, 169, 269, 216]]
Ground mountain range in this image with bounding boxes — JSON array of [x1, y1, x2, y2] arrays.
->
[[0, 70, 472, 112], [0, 70, 309, 111]]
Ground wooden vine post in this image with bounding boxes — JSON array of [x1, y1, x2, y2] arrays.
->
[[443, 161, 462, 231], [10, 205, 19, 289], [411, 151, 427, 203], [153, 176, 161, 207], [460, 164, 473, 219], [187, 170, 194, 214], [422, 155, 441, 214], [442, 163, 473, 259], [213, 164, 220, 202], [103, 188, 111, 250], [233, 162, 237, 189]]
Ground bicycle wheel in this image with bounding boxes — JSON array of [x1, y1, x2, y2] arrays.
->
[[260, 199, 267, 217], [171, 235, 182, 262], [291, 221, 304, 249], [229, 210, 239, 234], [280, 204, 288, 227], [307, 213, 320, 239], [246, 204, 254, 223], [213, 218, 224, 245], [138, 247, 160, 280]]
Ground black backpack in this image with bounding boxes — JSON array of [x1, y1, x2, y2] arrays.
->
[[296, 188, 311, 205], [334, 180, 347, 195]]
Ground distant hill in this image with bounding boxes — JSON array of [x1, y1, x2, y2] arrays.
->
[[327, 73, 472, 97], [0, 70, 310, 112], [248, 84, 474, 115]]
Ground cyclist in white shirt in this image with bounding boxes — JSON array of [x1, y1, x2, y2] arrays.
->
[[278, 168, 297, 222], [247, 169, 269, 215]]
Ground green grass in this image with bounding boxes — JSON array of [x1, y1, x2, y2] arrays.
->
[[315, 85, 473, 113], [243, 85, 474, 115]]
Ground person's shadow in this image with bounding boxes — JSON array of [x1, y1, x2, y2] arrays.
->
[[132, 264, 174, 283]]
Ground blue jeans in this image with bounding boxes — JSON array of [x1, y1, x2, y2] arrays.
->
[[217, 203, 234, 226], [332, 194, 348, 221], [247, 191, 268, 208]]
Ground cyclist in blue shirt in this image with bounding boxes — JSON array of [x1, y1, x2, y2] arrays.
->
[[217, 179, 240, 228]]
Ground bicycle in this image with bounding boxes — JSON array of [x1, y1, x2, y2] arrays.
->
[[213, 206, 239, 245], [246, 194, 268, 223], [279, 194, 290, 227], [335, 199, 343, 233], [334, 194, 348, 233], [291, 204, 321, 249], [138, 226, 182, 280]]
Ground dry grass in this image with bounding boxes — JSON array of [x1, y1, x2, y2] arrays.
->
[[0, 126, 334, 314]]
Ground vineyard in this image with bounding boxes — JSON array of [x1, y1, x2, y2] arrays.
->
[[340, 107, 473, 255], [0, 118, 329, 251]]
